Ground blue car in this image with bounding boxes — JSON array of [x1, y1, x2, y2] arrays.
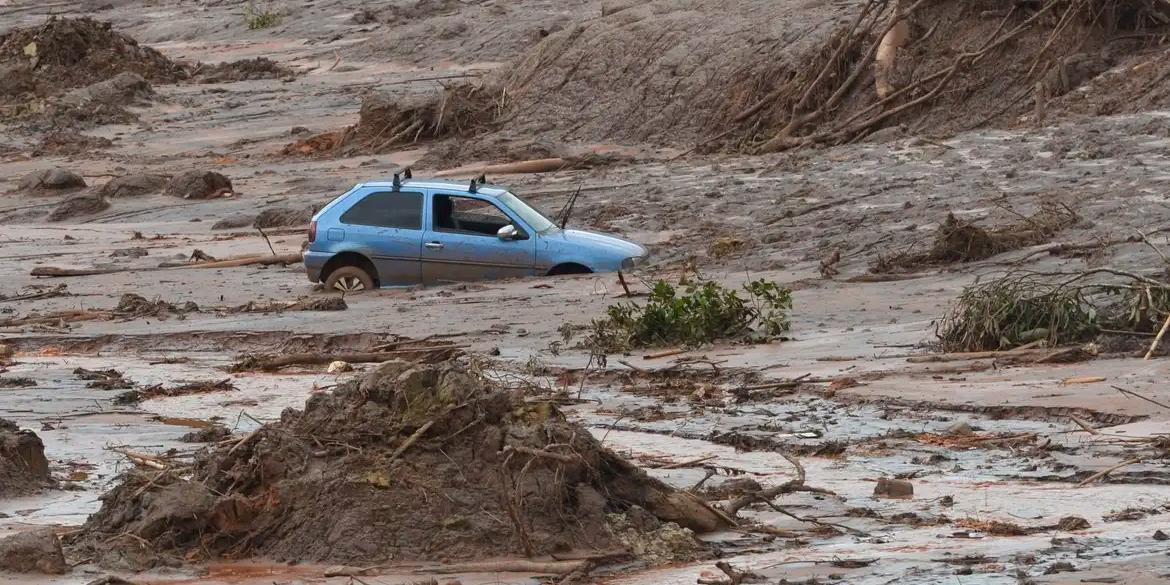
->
[[304, 176, 648, 291]]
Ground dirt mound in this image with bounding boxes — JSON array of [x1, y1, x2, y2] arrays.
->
[[16, 167, 86, 195], [98, 174, 168, 198], [0, 17, 186, 105], [194, 57, 293, 83], [114, 293, 199, 319], [48, 193, 110, 221], [164, 170, 233, 199], [0, 419, 50, 497], [76, 359, 726, 569], [283, 85, 502, 156], [254, 205, 314, 229], [33, 131, 114, 156]]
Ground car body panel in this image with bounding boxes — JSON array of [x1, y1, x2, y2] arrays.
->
[[304, 179, 647, 287], [421, 191, 537, 284]]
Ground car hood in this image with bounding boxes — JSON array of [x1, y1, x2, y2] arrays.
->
[[555, 229, 646, 257]]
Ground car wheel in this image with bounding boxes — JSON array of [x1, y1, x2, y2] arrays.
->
[[325, 266, 375, 293]]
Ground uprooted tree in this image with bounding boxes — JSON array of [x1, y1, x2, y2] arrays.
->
[[937, 268, 1170, 352]]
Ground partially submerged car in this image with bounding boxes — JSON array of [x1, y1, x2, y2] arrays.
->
[[304, 175, 647, 291]]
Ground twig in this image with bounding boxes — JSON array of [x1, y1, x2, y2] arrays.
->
[[1111, 385, 1170, 411], [256, 226, 277, 256]]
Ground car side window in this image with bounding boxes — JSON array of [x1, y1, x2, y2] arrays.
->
[[432, 194, 526, 238], [339, 191, 422, 229]]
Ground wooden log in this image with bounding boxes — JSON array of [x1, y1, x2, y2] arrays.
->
[[186, 253, 301, 269], [236, 346, 462, 371], [30, 266, 121, 277], [434, 158, 570, 178]]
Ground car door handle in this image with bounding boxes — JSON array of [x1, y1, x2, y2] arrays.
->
[[425, 241, 444, 249]]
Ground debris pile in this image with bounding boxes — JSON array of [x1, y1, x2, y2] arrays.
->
[[76, 360, 726, 569], [873, 205, 1079, 273], [0, 419, 50, 496], [283, 85, 503, 156], [114, 293, 199, 319], [253, 205, 314, 229], [114, 379, 235, 405], [193, 57, 293, 83], [0, 17, 186, 104]]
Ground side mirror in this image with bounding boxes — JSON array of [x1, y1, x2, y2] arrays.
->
[[497, 224, 517, 240]]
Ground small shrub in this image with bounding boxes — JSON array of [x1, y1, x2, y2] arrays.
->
[[245, 2, 281, 30], [578, 278, 793, 354]]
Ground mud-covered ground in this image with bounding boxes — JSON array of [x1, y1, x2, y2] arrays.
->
[[2, 0, 1170, 584]]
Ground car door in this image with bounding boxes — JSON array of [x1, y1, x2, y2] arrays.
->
[[421, 192, 537, 285], [337, 189, 424, 285]]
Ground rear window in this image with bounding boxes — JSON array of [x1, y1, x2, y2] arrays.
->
[[339, 191, 422, 229]]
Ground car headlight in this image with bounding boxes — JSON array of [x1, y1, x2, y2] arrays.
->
[[621, 255, 647, 270]]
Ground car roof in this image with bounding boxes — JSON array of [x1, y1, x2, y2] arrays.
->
[[357, 178, 509, 198]]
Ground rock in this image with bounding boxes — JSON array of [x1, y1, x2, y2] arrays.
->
[[48, 193, 110, 222], [1043, 561, 1076, 574], [165, 171, 233, 200], [1057, 516, 1090, 531], [1, 419, 50, 496], [0, 529, 67, 574], [946, 420, 973, 436], [254, 206, 314, 229], [18, 168, 86, 195], [1154, 529, 1168, 541], [327, 361, 352, 374], [873, 478, 913, 499], [98, 174, 169, 198]]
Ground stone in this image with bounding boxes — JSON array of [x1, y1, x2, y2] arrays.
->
[[873, 478, 913, 499], [0, 529, 66, 574]]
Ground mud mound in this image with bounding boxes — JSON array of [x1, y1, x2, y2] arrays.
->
[[33, 131, 113, 156], [77, 360, 726, 569], [284, 85, 502, 156], [194, 57, 293, 83], [0, 419, 50, 496], [48, 193, 110, 221], [164, 170, 233, 199], [253, 205, 314, 229], [16, 167, 86, 195], [0, 17, 185, 105], [98, 174, 168, 198]]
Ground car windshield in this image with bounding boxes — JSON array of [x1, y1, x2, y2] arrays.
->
[[499, 191, 557, 233]]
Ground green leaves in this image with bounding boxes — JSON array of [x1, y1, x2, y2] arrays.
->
[[579, 278, 793, 353]]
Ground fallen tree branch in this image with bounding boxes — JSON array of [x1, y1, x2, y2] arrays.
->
[[231, 346, 463, 371], [1077, 457, 1143, 487]]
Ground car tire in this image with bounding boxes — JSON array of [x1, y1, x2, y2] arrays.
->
[[325, 265, 375, 293]]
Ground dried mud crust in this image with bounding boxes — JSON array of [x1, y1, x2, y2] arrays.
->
[[75, 359, 725, 569], [0, 418, 50, 497]]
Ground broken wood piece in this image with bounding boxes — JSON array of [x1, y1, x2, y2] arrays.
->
[[1061, 376, 1106, 385], [659, 455, 717, 469], [1110, 385, 1170, 411], [434, 158, 571, 178], [644, 348, 686, 360], [418, 559, 586, 575], [186, 253, 301, 269], [1077, 457, 1143, 487], [387, 420, 435, 464], [503, 444, 580, 464], [615, 359, 646, 373], [907, 347, 1068, 363], [1144, 312, 1170, 360], [1068, 415, 1099, 435], [30, 266, 121, 277], [110, 448, 167, 470]]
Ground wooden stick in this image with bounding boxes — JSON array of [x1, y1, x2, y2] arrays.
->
[[387, 420, 434, 464], [1068, 415, 1099, 435], [644, 348, 686, 360], [434, 158, 571, 178], [1144, 312, 1170, 360], [1111, 385, 1170, 411], [1077, 457, 1143, 487]]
